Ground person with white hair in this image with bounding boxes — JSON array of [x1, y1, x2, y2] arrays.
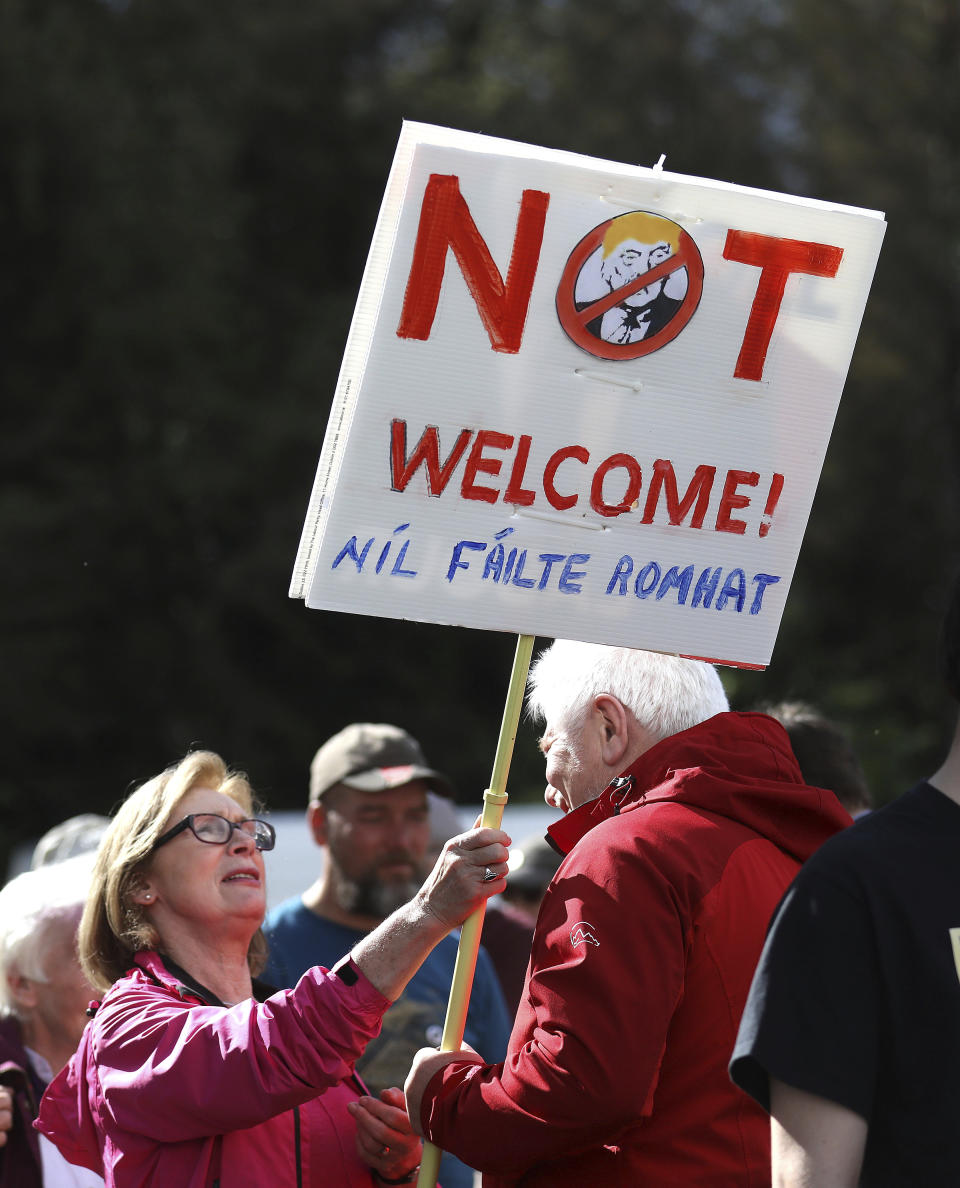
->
[[403, 641, 851, 1187], [30, 816, 110, 870], [0, 856, 103, 1187]]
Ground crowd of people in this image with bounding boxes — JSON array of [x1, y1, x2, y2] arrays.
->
[[2, 580, 959, 1187]]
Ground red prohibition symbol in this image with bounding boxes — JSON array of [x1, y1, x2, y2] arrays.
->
[[555, 211, 704, 361]]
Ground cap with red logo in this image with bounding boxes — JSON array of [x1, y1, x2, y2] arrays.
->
[[309, 723, 454, 803]]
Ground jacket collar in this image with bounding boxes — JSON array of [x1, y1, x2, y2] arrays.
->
[[544, 714, 718, 856], [545, 712, 780, 856], [133, 950, 274, 1005], [546, 774, 638, 856], [545, 711, 849, 865], [129, 951, 219, 1005], [544, 715, 739, 857]]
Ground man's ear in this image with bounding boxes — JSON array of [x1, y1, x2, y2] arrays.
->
[[593, 694, 630, 769], [307, 803, 329, 846], [6, 970, 39, 1011]]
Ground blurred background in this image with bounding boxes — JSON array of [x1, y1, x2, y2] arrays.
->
[[2, 0, 958, 876]]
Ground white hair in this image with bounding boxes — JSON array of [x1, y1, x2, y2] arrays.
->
[[527, 640, 729, 742], [0, 854, 93, 1017]]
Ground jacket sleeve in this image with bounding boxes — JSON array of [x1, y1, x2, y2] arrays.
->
[[420, 823, 689, 1173], [92, 959, 390, 1141]]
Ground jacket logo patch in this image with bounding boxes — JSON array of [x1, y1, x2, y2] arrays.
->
[[570, 920, 599, 949], [950, 928, 960, 986]]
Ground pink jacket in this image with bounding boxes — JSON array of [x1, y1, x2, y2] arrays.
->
[[36, 951, 391, 1187]]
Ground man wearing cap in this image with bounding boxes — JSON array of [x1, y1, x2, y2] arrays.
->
[[263, 723, 511, 1188]]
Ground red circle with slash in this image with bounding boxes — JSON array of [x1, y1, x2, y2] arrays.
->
[[555, 213, 704, 360]]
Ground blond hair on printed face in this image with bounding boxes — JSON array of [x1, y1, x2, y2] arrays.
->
[[602, 212, 681, 257]]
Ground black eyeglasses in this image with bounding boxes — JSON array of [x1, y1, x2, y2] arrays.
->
[[153, 813, 276, 852]]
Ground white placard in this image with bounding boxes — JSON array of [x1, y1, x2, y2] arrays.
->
[[291, 123, 885, 669]]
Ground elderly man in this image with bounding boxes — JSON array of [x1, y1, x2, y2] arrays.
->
[[403, 642, 850, 1186], [730, 577, 960, 1185], [0, 856, 103, 1188], [264, 723, 511, 1188]]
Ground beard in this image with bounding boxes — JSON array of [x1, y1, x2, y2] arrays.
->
[[566, 752, 614, 812], [332, 858, 424, 920]]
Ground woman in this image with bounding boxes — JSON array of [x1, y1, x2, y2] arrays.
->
[[36, 751, 509, 1187]]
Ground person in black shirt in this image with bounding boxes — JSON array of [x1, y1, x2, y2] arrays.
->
[[730, 578, 960, 1186]]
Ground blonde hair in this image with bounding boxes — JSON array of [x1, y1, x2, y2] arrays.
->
[[79, 751, 268, 992], [602, 212, 680, 257]]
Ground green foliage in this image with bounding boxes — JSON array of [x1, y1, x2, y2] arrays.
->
[[722, 0, 960, 798], [1, 0, 957, 871]]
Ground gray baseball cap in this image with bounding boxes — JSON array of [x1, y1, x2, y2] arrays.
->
[[309, 723, 454, 803]]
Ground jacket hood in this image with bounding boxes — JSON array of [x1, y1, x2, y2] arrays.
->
[[548, 711, 851, 863]]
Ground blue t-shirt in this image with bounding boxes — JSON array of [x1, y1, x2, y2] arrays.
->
[[264, 898, 512, 1188]]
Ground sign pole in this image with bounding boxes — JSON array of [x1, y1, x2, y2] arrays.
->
[[416, 632, 535, 1188]]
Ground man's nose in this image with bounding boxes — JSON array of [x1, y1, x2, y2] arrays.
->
[[394, 819, 422, 846]]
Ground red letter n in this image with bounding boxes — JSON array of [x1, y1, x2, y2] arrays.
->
[[723, 231, 844, 381], [397, 175, 550, 354]]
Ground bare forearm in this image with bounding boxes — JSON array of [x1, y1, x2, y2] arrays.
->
[[770, 1079, 867, 1188], [351, 895, 451, 1000], [352, 825, 510, 999]]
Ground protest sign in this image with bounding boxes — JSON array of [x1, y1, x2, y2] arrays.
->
[[291, 123, 885, 668]]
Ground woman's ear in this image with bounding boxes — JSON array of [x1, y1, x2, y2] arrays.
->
[[130, 882, 156, 907]]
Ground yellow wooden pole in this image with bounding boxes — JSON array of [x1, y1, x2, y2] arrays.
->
[[416, 633, 535, 1188]]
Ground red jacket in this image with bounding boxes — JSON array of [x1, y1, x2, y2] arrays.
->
[[420, 712, 851, 1186], [35, 951, 391, 1187]]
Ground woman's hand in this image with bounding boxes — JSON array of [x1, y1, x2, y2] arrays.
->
[[350, 825, 510, 1000], [416, 826, 511, 929], [348, 1086, 422, 1184]]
